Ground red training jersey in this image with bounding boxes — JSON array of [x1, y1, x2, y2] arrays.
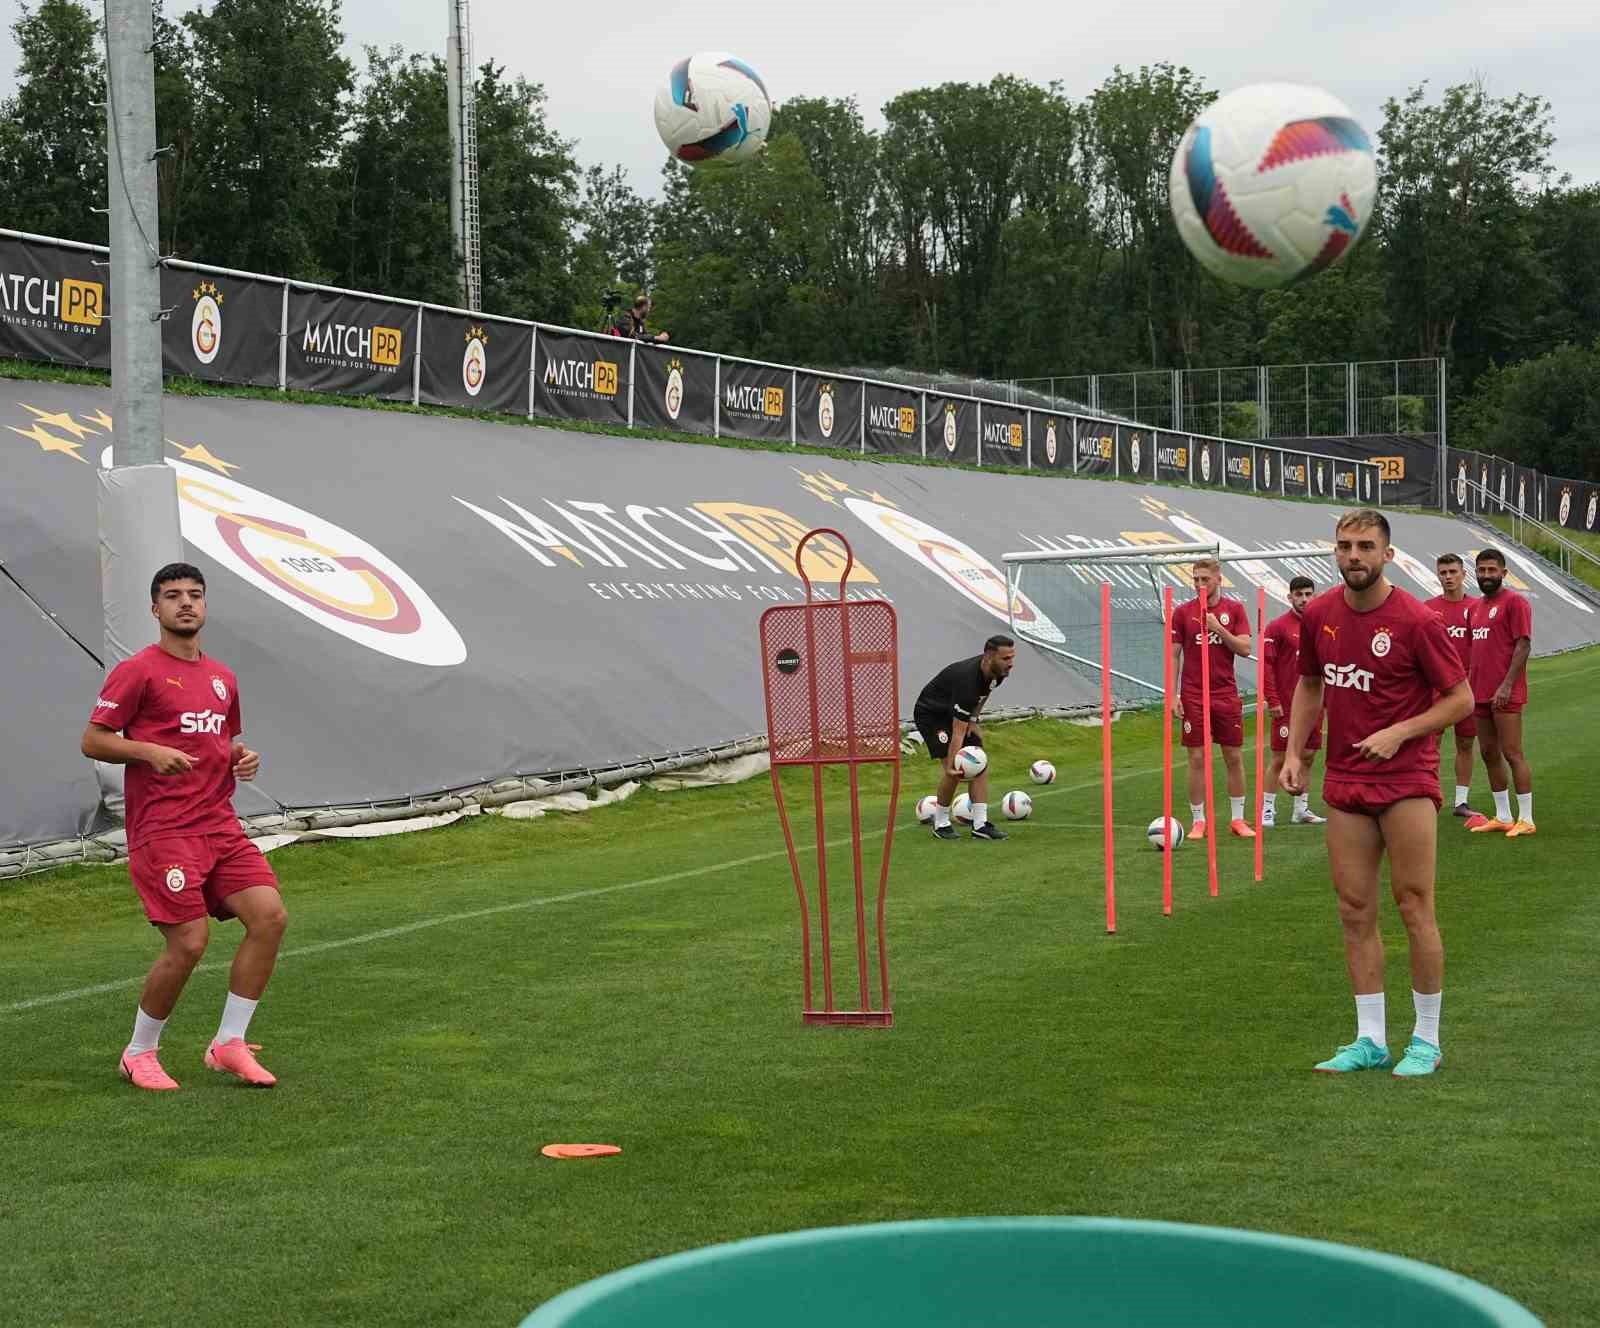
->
[[1297, 584, 1466, 783], [1171, 594, 1248, 697], [1467, 589, 1533, 706], [89, 644, 243, 850], [1422, 593, 1475, 672]]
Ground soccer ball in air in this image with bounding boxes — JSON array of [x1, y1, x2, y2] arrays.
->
[[1001, 790, 1033, 821], [952, 793, 975, 824], [653, 52, 772, 164], [1029, 759, 1056, 785], [915, 795, 939, 824], [953, 746, 988, 779], [1169, 84, 1377, 288], [1146, 817, 1185, 851]]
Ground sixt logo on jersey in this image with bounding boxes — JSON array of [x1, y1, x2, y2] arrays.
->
[[178, 710, 227, 735], [1323, 662, 1374, 692]]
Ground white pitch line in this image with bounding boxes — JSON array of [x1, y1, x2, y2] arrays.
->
[[0, 765, 1164, 1017]]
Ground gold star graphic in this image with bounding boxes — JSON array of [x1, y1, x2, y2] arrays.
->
[[820, 473, 852, 492], [9, 422, 88, 464], [167, 438, 240, 475], [85, 409, 114, 431], [20, 404, 99, 440]]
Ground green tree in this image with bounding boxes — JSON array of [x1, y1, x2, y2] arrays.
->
[[1527, 185, 1600, 355], [151, 1, 198, 257], [181, 0, 352, 277], [1258, 239, 1390, 365], [0, 0, 107, 244], [570, 162, 657, 331], [1454, 341, 1600, 478]]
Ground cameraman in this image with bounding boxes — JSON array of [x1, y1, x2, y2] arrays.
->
[[613, 290, 669, 343]]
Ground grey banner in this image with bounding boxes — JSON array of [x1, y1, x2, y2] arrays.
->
[[719, 360, 791, 442], [1032, 415, 1071, 471], [0, 234, 111, 369], [534, 329, 631, 426], [863, 383, 921, 457], [285, 288, 416, 400], [160, 266, 282, 387], [1154, 432, 1189, 484], [980, 403, 1027, 469], [634, 346, 715, 436], [1075, 419, 1115, 476], [793, 374, 861, 451], [3, 378, 1597, 849], [418, 310, 535, 415], [926, 396, 976, 465]]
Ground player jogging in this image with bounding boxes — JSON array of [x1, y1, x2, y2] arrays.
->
[[1170, 557, 1255, 840], [1260, 575, 1327, 829], [914, 635, 1015, 841], [81, 563, 288, 1091], [1423, 553, 1480, 818], [1283, 510, 1471, 1079], [1464, 548, 1535, 836]]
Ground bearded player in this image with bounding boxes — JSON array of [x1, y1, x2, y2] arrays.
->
[[1260, 575, 1326, 828], [1423, 552, 1480, 818], [1283, 511, 1471, 1079], [81, 563, 287, 1091], [1465, 548, 1535, 836]]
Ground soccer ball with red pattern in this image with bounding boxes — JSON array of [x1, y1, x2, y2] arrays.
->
[[1169, 84, 1377, 288]]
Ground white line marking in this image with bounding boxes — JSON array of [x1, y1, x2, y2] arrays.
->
[[1, 766, 1163, 1017]]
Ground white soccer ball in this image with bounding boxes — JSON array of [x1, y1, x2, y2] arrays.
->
[[952, 793, 974, 824], [953, 745, 988, 779], [1146, 816, 1185, 851], [915, 794, 939, 824], [1169, 84, 1378, 288], [1029, 759, 1056, 785], [1001, 790, 1033, 821], [653, 52, 772, 164]]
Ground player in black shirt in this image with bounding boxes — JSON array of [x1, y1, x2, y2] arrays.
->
[[914, 634, 1016, 840]]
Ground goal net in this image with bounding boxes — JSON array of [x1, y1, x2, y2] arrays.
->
[[1003, 540, 1339, 707]]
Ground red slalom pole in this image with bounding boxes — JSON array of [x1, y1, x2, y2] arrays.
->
[[1201, 582, 1218, 898], [1254, 587, 1266, 884], [1101, 581, 1116, 935], [1162, 584, 1174, 916]]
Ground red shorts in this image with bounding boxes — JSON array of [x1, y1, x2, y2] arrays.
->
[[1451, 713, 1477, 740], [1473, 701, 1523, 720], [129, 826, 279, 926], [1322, 775, 1442, 817], [1269, 717, 1323, 754], [1179, 694, 1243, 749]]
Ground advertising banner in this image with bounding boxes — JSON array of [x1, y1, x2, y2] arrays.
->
[[634, 345, 716, 436], [1031, 414, 1071, 471], [417, 310, 535, 415], [1224, 443, 1255, 491], [0, 234, 110, 368], [794, 374, 861, 451], [159, 266, 282, 388], [1118, 426, 1152, 481], [1192, 436, 1223, 488], [533, 329, 631, 427], [979, 403, 1027, 469], [1281, 452, 1311, 499], [285, 287, 416, 401], [925, 396, 977, 466], [718, 359, 791, 442], [1154, 431, 1190, 485], [863, 382, 922, 457], [1075, 419, 1115, 477]]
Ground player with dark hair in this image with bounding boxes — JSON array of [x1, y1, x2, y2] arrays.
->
[[1260, 574, 1326, 828], [1465, 548, 1535, 836], [1424, 552, 1480, 818], [81, 562, 287, 1091], [1170, 557, 1255, 840], [914, 634, 1015, 841], [1284, 509, 1471, 1078]]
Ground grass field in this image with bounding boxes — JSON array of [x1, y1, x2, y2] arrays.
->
[[3, 650, 1598, 1327]]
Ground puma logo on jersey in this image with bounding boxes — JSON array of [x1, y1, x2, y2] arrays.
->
[[1322, 624, 1338, 639], [166, 677, 184, 688], [1323, 662, 1375, 692], [179, 709, 227, 735]]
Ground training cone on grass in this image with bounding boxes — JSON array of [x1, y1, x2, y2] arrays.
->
[[541, 1144, 622, 1160]]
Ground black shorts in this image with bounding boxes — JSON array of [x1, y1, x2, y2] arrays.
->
[[915, 713, 982, 762]]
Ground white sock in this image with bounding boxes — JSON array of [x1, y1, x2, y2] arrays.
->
[[1262, 792, 1277, 815], [127, 1006, 166, 1055], [972, 802, 988, 828], [1190, 802, 1205, 822], [1412, 989, 1441, 1048], [216, 992, 258, 1045], [1230, 795, 1245, 821], [933, 802, 951, 828], [1492, 788, 1512, 822], [1454, 785, 1470, 807], [1293, 792, 1309, 816], [1354, 992, 1386, 1047], [1515, 791, 1533, 824]]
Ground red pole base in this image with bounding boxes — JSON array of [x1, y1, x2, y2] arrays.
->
[[803, 1010, 894, 1028]]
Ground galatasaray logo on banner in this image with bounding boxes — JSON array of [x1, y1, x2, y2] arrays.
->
[[840, 496, 1065, 643], [1043, 419, 1058, 465], [1456, 461, 1469, 508], [1129, 432, 1142, 475], [942, 403, 959, 454], [817, 383, 835, 439], [462, 326, 487, 398], [103, 447, 467, 664], [1589, 492, 1598, 531], [664, 359, 685, 421], [191, 281, 222, 366], [1558, 486, 1572, 527]]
